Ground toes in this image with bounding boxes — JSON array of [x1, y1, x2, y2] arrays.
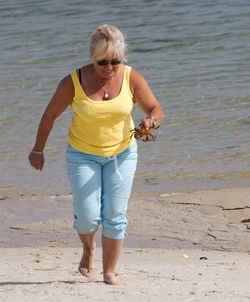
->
[[104, 274, 126, 285], [78, 266, 93, 277]]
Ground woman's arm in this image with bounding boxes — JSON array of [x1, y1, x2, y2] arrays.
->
[[130, 68, 164, 129], [28, 74, 74, 171]]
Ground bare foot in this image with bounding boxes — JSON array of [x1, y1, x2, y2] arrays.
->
[[78, 243, 96, 277], [103, 272, 126, 285]]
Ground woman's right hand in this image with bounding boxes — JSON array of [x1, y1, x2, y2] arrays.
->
[[28, 151, 45, 171]]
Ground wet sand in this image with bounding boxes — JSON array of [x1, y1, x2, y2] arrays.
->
[[0, 187, 250, 301]]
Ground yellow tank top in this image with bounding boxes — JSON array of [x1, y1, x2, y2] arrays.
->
[[68, 66, 135, 156]]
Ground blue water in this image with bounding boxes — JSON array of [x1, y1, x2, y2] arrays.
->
[[1, 0, 250, 197]]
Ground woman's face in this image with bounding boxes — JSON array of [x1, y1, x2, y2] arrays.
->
[[93, 54, 122, 80]]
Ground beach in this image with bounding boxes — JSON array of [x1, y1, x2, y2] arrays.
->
[[1, 1, 250, 300], [1, 187, 250, 301]]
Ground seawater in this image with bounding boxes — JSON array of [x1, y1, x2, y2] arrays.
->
[[1, 0, 250, 197]]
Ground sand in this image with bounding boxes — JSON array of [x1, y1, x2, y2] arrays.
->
[[0, 187, 250, 301]]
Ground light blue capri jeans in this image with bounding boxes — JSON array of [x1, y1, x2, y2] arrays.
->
[[66, 142, 137, 240]]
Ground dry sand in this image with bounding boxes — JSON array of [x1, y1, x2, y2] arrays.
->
[[1, 247, 250, 302], [0, 187, 250, 301]]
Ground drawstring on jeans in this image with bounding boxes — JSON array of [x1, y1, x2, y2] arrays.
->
[[107, 156, 123, 181]]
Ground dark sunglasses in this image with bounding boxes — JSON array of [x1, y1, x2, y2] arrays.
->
[[97, 59, 121, 66]]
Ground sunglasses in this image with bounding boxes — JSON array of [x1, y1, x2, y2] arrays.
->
[[97, 59, 121, 66]]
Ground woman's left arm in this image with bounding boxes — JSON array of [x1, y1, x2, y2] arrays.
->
[[130, 68, 164, 129]]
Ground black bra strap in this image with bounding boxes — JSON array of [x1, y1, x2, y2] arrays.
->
[[78, 68, 82, 85]]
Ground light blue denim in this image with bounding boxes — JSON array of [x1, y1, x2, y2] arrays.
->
[[66, 142, 137, 240]]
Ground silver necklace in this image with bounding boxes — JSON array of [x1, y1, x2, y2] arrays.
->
[[96, 77, 113, 99]]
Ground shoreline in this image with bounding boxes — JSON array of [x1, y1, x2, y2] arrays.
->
[[0, 186, 249, 251]]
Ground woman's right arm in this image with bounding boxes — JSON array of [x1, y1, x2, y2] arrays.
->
[[28, 74, 74, 171]]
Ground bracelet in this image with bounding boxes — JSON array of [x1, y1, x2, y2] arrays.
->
[[31, 150, 43, 155], [146, 115, 157, 121]]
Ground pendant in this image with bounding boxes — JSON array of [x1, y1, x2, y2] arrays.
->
[[104, 91, 109, 99]]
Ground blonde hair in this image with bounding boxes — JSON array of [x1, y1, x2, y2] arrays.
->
[[89, 25, 127, 62]]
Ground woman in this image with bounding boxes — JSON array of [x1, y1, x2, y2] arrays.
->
[[28, 24, 164, 285]]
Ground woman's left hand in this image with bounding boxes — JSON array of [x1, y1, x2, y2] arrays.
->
[[141, 117, 157, 130]]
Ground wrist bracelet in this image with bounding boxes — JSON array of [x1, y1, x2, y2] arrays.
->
[[31, 150, 43, 155], [146, 115, 157, 121]]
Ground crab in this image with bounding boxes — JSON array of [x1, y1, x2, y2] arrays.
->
[[130, 123, 157, 142]]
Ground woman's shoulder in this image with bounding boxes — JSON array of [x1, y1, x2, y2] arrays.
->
[[63, 64, 89, 88], [55, 73, 75, 98], [128, 67, 147, 92], [129, 67, 146, 81], [59, 73, 74, 87]]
